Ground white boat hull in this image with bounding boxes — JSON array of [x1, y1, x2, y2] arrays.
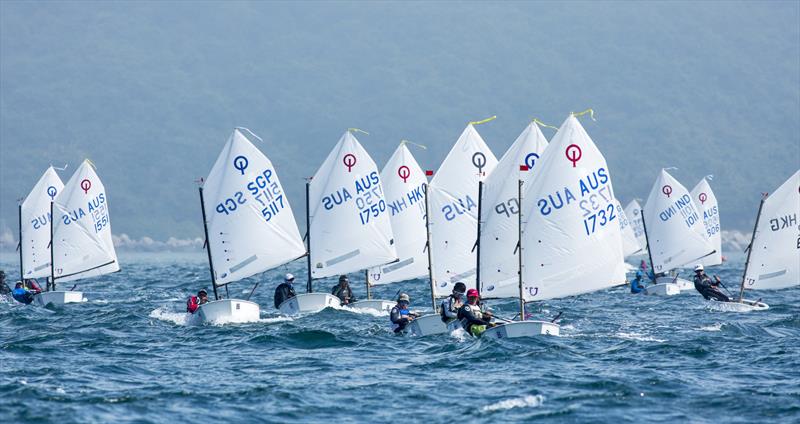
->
[[197, 299, 260, 324], [34, 291, 86, 307], [408, 313, 448, 336], [711, 298, 769, 312], [644, 282, 681, 296], [278, 293, 340, 315], [655, 276, 694, 291], [348, 299, 394, 312], [482, 320, 560, 339]]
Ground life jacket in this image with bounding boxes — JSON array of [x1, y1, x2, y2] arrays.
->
[[458, 304, 482, 329], [187, 296, 199, 313], [391, 307, 411, 332], [440, 295, 460, 322]]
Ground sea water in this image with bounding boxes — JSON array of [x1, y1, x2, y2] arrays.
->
[[1, 252, 798, 423]]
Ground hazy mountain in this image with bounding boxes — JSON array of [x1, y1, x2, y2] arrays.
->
[[1, 1, 798, 241]]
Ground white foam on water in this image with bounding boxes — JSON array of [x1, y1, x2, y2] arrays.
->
[[149, 307, 189, 326], [330, 303, 389, 317], [449, 327, 469, 342], [699, 322, 723, 332], [481, 395, 544, 412], [615, 332, 666, 343]]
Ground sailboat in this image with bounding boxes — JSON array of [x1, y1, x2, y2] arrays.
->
[[690, 177, 722, 267], [624, 200, 648, 255], [732, 170, 800, 311], [358, 142, 429, 312], [279, 130, 397, 315], [196, 128, 306, 323], [482, 112, 626, 339], [19, 167, 64, 294], [408, 119, 498, 336], [480, 120, 548, 300], [36, 160, 119, 306], [641, 169, 714, 296]]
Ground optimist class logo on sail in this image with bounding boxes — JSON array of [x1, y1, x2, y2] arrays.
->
[[215, 156, 288, 223], [536, 145, 616, 236]]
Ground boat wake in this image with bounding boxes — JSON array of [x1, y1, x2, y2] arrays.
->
[[148, 306, 294, 326], [481, 394, 544, 413]]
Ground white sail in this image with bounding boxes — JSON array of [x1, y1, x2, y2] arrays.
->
[[643, 169, 713, 274], [52, 160, 119, 283], [479, 122, 548, 298], [309, 131, 397, 279], [20, 167, 64, 279], [624, 200, 647, 253], [744, 170, 799, 290], [521, 115, 626, 301], [429, 124, 498, 297], [367, 144, 428, 285], [203, 128, 306, 285], [690, 178, 722, 266], [616, 199, 642, 258]]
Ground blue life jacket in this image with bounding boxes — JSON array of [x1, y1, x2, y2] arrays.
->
[[12, 288, 34, 304], [630, 278, 645, 294]]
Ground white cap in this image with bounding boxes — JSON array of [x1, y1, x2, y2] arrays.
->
[[285, 273, 295, 282], [694, 264, 704, 272]]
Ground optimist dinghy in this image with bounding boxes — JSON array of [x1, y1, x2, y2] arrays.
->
[[283, 129, 397, 315], [17, 167, 69, 305], [480, 113, 626, 339], [641, 169, 714, 295], [36, 160, 120, 306], [409, 119, 498, 336], [624, 200, 648, 257], [727, 170, 800, 311], [196, 128, 306, 324]]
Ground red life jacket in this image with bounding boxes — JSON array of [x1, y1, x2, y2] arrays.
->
[[187, 296, 199, 313]]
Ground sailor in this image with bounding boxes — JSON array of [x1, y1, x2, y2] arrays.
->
[[630, 271, 647, 294], [12, 282, 35, 305], [274, 273, 297, 309], [458, 288, 496, 337], [692, 264, 730, 302], [198, 289, 210, 305], [440, 282, 466, 323], [0, 270, 11, 296], [186, 289, 210, 314], [389, 293, 416, 334], [331, 275, 356, 305]]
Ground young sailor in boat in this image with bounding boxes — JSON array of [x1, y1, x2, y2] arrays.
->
[[273, 273, 297, 309], [692, 264, 730, 302], [458, 289, 497, 337], [630, 271, 647, 294], [440, 282, 466, 323], [390, 293, 417, 334], [331, 275, 356, 305], [0, 270, 11, 296], [12, 282, 35, 305], [186, 289, 210, 313]]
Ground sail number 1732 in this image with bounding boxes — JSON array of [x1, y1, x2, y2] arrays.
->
[[580, 187, 616, 236]]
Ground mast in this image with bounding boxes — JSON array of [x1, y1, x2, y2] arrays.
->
[[475, 180, 483, 291], [198, 187, 219, 301], [640, 210, 656, 280], [424, 175, 437, 311], [49, 201, 55, 292], [739, 194, 767, 302], [365, 269, 371, 300], [18, 204, 23, 288], [305, 182, 313, 293], [517, 176, 525, 321]]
